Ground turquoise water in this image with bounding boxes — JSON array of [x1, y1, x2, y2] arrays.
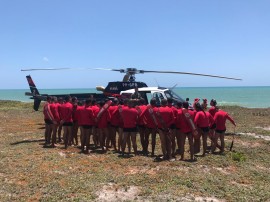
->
[[0, 86, 269, 108]]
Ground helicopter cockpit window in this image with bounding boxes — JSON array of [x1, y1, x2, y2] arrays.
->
[[164, 90, 185, 102], [153, 92, 164, 106], [145, 92, 152, 104]]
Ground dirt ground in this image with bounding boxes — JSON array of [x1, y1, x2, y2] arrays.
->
[[0, 101, 270, 201]]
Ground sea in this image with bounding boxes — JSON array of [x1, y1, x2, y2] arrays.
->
[[0, 86, 269, 108]]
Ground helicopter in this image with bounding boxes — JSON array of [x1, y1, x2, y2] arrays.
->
[[21, 67, 242, 110]]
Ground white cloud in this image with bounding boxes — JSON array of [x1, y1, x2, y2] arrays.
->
[[43, 57, 49, 62]]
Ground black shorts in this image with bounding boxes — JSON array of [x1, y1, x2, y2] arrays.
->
[[158, 128, 170, 133], [200, 127, 210, 133], [138, 125, 145, 129], [63, 122, 73, 126], [170, 124, 176, 129], [44, 119, 53, 125], [82, 125, 93, 129], [210, 123, 216, 129], [216, 129, 226, 133], [110, 124, 119, 128], [123, 127, 138, 132]]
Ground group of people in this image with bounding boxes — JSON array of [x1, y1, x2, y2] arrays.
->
[[43, 94, 236, 162]]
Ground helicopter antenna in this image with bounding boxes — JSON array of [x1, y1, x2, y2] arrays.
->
[[170, 83, 178, 90], [154, 78, 160, 87]]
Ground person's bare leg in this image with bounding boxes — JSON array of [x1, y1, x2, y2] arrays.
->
[[158, 130, 167, 159], [121, 132, 128, 155], [187, 133, 194, 160], [180, 133, 186, 160], [171, 129, 176, 157], [131, 132, 137, 155], [151, 131, 156, 157]]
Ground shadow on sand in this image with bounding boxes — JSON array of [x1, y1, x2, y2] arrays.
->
[[10, 139, 44, 145]]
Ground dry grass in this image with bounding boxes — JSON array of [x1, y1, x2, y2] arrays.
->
[[0, 101, 270, 201]]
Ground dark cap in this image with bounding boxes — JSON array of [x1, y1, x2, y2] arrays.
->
[[210, 99, 216, 104]]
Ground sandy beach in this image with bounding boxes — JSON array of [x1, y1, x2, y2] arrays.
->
[[0, 101, 269, 201]]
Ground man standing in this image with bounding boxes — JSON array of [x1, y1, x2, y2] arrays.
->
[[176, 101, 195, 161], [43, 96, 56, 146], [121, 99, 139, 156], [156, 99, 174, 161], [59, 96, 73, 149], [131, 86, 142, 100], [213, 108, 236, 154], [140, 98, 158, 157]]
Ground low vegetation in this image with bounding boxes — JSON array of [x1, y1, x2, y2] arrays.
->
[[0, 101, 269, 201]]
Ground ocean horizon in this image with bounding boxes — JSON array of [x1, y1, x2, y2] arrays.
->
[[0, 86, 269, 108]]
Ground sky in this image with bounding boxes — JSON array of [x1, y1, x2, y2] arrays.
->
[[0, 0, 270, 89]]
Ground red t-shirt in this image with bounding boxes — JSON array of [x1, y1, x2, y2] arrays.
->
[[209, 106, 218, 117], [156, 106, 174, 129], [214, 110, 235, 130], [96, 109, 111, 128], [168, 104, 178, 124], [108, 105, 120, 126], [194, 111, 209, 128], [206, 111, 214, 127], [137, 105, 147, 126], [176, 109, 192, 133], [72, 104, 80, 122], [121, 107, 138, 128], [59, 102, 73, 123], [43, 102, 54, 121], [141, 105, 158, 129], [79, 105, 94, 126], [50, 103, 60, 121], [57, 103, 64, 120], [76, 106, 84, 126]]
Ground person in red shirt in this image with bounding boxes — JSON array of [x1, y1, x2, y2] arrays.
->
[[213, 108, 236, 154], [117, 99, 131, 153], [176, 101, 195, 161], [108, 98, 119, 151], [193, 98, 200, 110], [43, 96, 56, 146], [59, 96, 73, 149], [201, 98, 208, 110], [121, 99, 139, 156], [50, 96, 60, 147], [140, 98, 158, 157], [208, 99, 221, 150], [71, 97, 79, 146], [57, 97, 64, 142], [156, 99, 175, 161], [208, 99, 218, 117], [96, 100, 111, 152], [79, 99, 95, 154], [167, 98, 178, 158], [136, 98, 148, 155], [76, 101, 84, 147], [91, 99, 100, 148], [194, 102, 214, 156]]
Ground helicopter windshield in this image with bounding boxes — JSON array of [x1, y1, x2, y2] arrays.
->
[[164, 89, 185, 102]]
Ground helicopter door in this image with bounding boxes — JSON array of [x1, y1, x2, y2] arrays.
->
[[143, 92, 152, 104], [152, 92, 164, 106]]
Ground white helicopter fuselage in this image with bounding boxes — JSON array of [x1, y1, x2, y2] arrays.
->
[[120, 87, 185, 105]]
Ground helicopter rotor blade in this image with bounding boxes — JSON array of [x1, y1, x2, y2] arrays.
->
[[94, 68, 125, 73], [21, 68, 75, 71], [21, 67, 242, 80], [140, 70, 242, 81]]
